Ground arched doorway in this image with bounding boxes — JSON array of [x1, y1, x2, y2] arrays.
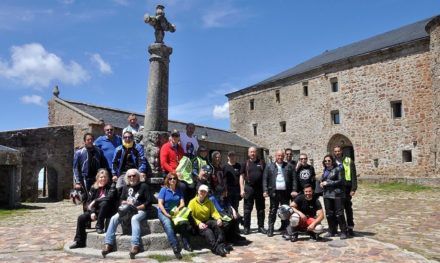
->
[[327, 134, 355, 160], [37, 166, 58, 200]]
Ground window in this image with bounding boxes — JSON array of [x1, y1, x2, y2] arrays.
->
[[303, 84, 308, 96], [250, 99, 254, 110], [391, 101, 402, 119], [280, 121, 286, 132], [275, 90, 280, 103], [253, 124, 258, 136], [330, 77, 338, 92], [331, 110, 340, 124], [402, 150, 412, 162]]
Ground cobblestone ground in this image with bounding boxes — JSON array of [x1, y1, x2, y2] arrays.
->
[[0, 183, 438, 263]]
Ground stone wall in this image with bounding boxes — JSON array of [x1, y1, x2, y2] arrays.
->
[[0, 126, 74, 201], [229, 39, 439, 179]]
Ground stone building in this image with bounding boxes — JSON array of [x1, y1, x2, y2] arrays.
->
[[0, 145, 22, 208], [227, 15, 440, 184]]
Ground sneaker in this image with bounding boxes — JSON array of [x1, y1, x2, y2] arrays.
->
[[290, 234, 298, 242], [173, 247, 182, 259], [323, 232, 335, 238], [258, 227, 267, 234]]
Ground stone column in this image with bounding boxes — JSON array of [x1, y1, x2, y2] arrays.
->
[[426, 16, 440, 174], [142, 43, 173, 184]]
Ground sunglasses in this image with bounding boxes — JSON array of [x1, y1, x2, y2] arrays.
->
[[105, 129, 113, 131], [300, 158, 307, 160], [123, 136, 133, 139], [324, 160, 332, 163], [127, 174, 137, 178], [169, 177, 177, 181]]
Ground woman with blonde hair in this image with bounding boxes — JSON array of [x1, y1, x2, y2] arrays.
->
[[70, 169, 117, 249]]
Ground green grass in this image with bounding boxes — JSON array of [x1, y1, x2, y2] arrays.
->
[[0, 208, 30, 221], [364, 182, 433, 192], [148, 252, 198, 262]]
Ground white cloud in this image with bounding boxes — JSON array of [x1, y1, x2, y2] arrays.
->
[[91, 53, 112, 74], [0, 43, 89, 88], [20, 94, 44, 106], [202, 8, 239, 28], [212, 102, 229, 119]]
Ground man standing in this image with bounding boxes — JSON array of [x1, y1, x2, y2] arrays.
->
[[333, 146, 357, 237], [94, 125, 122, 170], [222, 151, 242, 213], [288, 185, 325, 242], [73, 133, 108, 192], [122, 114, 144, 136], [160, 130, 185, 177], [292, 153, 316, 197], [239, 147, 266, 235], [263, 150, 295, 237], [285, 148, 297, 168], [180, 123, 199, 160], [112, 131, 148, 190]]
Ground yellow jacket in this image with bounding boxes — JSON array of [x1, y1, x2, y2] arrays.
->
[[188, 195, 221, 226]]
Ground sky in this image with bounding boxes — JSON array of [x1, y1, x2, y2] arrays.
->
[[0, 0, 439, 132]]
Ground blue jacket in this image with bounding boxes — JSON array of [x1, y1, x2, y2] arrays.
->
[[94, 135, 122, 168], [73, 146, 108, 184], [112, 143, 147, 176]]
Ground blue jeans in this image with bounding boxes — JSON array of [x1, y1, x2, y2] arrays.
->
[[105, 210, 147, 247], [158, 212, 190, 249]]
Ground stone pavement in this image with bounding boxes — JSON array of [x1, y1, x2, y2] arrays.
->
[[0, 183, 438, 262]]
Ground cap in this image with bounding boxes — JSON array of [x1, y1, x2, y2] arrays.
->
[[227, 151, 236, 156], [198, 184, 209, 192], [201, 164, 213, 174], [171, 129, 180, 137]]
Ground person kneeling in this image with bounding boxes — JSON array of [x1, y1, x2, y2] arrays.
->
[[188, 184, 228, 257], [101, 169, 152, 259], [288, 185, 324, 242], [70, 169, 117, 249]]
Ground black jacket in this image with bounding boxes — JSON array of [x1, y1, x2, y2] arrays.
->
[[120, 182, 152, 210], [263, 162, 295, 196], [320, 166, 345, 199], [293, 165, 316, 193], [87, 182, 117, 214]]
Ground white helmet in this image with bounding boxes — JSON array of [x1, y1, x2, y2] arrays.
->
[[277, 204, 293, 221], [313, 224, 324, 234], [70, 189, 86, 205], [290, 213, 300, 227]]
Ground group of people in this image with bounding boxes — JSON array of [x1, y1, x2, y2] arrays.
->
[[69, 114, 358, 259]]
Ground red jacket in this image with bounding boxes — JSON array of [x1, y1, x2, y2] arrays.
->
[[160, 142, 185, 173]]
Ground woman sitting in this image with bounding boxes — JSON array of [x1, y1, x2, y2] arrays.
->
[[158, 173, 192, 259], [70, 169, 116, 249], [188, 184, 228, 257], [209, 185, 246, 244]]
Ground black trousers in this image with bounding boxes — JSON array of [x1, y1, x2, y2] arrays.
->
[[74, 200, 112, 244], [243, 184, 265, 228], [323, 197, 347, 234], [344, 186, 354, 228], [180, 180, 196, 206], [199, 219, 225, 253], [227, 186, 241, 213], [222, 219, 241, 242], [268, 190, 290, 228]]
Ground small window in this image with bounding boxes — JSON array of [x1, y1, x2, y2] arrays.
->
[[303, 85, 308, 96], [330, 77, 338, 92], [275, 90, 280, 103], [253, 124, 258, 136], [280, 121, 286, 132], [331, 110, 340, 124], [402, 150, 412, 162], [250, 99, 254, 110], [391, 101, 402, 119]]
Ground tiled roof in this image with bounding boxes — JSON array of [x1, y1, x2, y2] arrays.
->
[[60, 98, 260, 148]]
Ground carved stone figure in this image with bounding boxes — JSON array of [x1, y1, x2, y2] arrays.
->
[[143, 5, 176, 43]]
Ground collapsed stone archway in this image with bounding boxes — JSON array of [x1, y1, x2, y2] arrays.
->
[[327, 134, 355, 160]]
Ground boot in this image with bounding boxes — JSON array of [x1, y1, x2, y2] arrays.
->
[[101, 244, 114, 258], [336, 215, 348, 240], [243, 213, 251, 235], [242, 227, 250, 235], [258, 226, 267, 234], [267, 224, 274, 237], [257, 210, 266, 234], [69, 241, 85, 249], [348, 228, 355, 237], [129, 245, 139, 259], [326, 215, 338, 236], [172, 246, 182, 259], [290, 233, 298, 242]]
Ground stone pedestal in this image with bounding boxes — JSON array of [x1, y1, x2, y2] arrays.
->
[[143, 43, 173, 184]]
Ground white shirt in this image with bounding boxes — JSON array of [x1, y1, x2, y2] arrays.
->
[[275, 162, 286, 190], [180, 132, 199, 158]]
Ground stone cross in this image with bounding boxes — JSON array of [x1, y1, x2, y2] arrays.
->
[[143, 5, 176, 44]]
